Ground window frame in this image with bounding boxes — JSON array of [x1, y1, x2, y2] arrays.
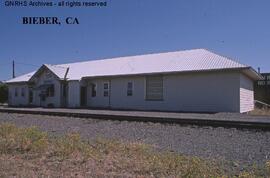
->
[[21, 87, 25, 97], [91, 83, 97, 97], [15, 87, 18, 97], [46, 84, 55, 97], [145, 76, 164, 101], [258, 81, 266, 86], [127, 81, 133, 96], [103, 82, 110, 97]]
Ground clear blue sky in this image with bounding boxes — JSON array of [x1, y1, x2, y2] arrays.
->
[[0, 0, 270, 81]]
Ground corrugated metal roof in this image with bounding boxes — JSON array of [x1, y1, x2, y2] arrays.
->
[[59, 49, 248, 80], [5, 49, 254, 83]]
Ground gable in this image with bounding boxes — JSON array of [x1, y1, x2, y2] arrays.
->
[[28, 64, 69, 83], [30, 67, 59, 85]]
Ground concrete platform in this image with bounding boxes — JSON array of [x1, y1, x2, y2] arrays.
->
[[0, 107, 270, 130]]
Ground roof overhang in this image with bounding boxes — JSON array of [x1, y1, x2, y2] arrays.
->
[[81, 67, 262, 81], [5, 81, 27, 85], [241, 67, 263, 81], [5, 80, 36, 85]]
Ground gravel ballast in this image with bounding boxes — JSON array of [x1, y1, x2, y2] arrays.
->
[[0, 112, 269, 169]]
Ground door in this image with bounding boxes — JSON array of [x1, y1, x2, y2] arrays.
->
[[80, 86, 87, 107], [39, 91, 46, 107], [61, 83, 68, 107], [29, 90, 33, 105]]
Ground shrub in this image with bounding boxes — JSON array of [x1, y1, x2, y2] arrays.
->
[[0, 83, 8, 103], [0, 124, 48, 153]]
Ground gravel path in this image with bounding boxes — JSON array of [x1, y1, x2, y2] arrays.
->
[[0, 112, 270, 170]]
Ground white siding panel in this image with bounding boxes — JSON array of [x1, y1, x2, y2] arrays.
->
[[164, 72, 240, 112], [68, 81, 80, 108], [240, 74, 254, 113]]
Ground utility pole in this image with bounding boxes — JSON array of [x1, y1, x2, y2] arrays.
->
[[12, 60, 15, 78]]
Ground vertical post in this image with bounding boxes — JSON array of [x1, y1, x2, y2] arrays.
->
[[108, 79, 111, 108], [12, 60, 15, 78]]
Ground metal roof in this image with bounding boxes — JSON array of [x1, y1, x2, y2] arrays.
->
[[5, 49, 261, 83], [5, 71, 36, 84]]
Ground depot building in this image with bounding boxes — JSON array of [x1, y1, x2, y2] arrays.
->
[[5, 49, 261, 113]]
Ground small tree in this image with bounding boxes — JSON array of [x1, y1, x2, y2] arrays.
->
[[0, 83, 8, 103]]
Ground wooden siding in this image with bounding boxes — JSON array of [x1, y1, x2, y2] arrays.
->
[[240, 74, 254, 113]]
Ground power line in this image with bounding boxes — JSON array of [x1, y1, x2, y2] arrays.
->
[[0, 61, 40, 67], [0, 63, 11, 66], [0, 60, 40, 79], [15, 62, 40, 67]]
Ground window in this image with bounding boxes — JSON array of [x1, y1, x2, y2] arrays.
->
[[258, 81, 266, 86], [21, 88, 25, 97], [103, 82, 109, 97], [46, 84, 54, 97], [15, 88, 18, 97], [127, 82, 133, 96], [62, 84, 67, 97], [91, 83, 97, 97], [29, 90, 33, 104], [145, 76, 163, 100]]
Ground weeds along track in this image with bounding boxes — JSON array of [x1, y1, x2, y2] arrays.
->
[[0, 112, 270, 173]]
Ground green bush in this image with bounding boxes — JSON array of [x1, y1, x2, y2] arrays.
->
[[0, 83, 8, 103]]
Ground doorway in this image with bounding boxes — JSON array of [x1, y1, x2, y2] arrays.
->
[[61, 83, 68, 107], [80, 86, 87, 107], [29, 90, 33, 105]]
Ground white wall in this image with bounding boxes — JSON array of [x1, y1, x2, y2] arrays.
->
[[8, 84, 29, 106], [240, 74, 254, 113], [8, 70, 255, 113], [86, 71, 241, 112], [68, 80, 80, 108]]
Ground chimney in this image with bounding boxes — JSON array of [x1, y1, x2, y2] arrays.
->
[[258, 67, 260, 73]]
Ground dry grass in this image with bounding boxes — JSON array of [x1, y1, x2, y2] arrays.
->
[[248, 108, 270, 116], [0, 123, 269, 178]]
